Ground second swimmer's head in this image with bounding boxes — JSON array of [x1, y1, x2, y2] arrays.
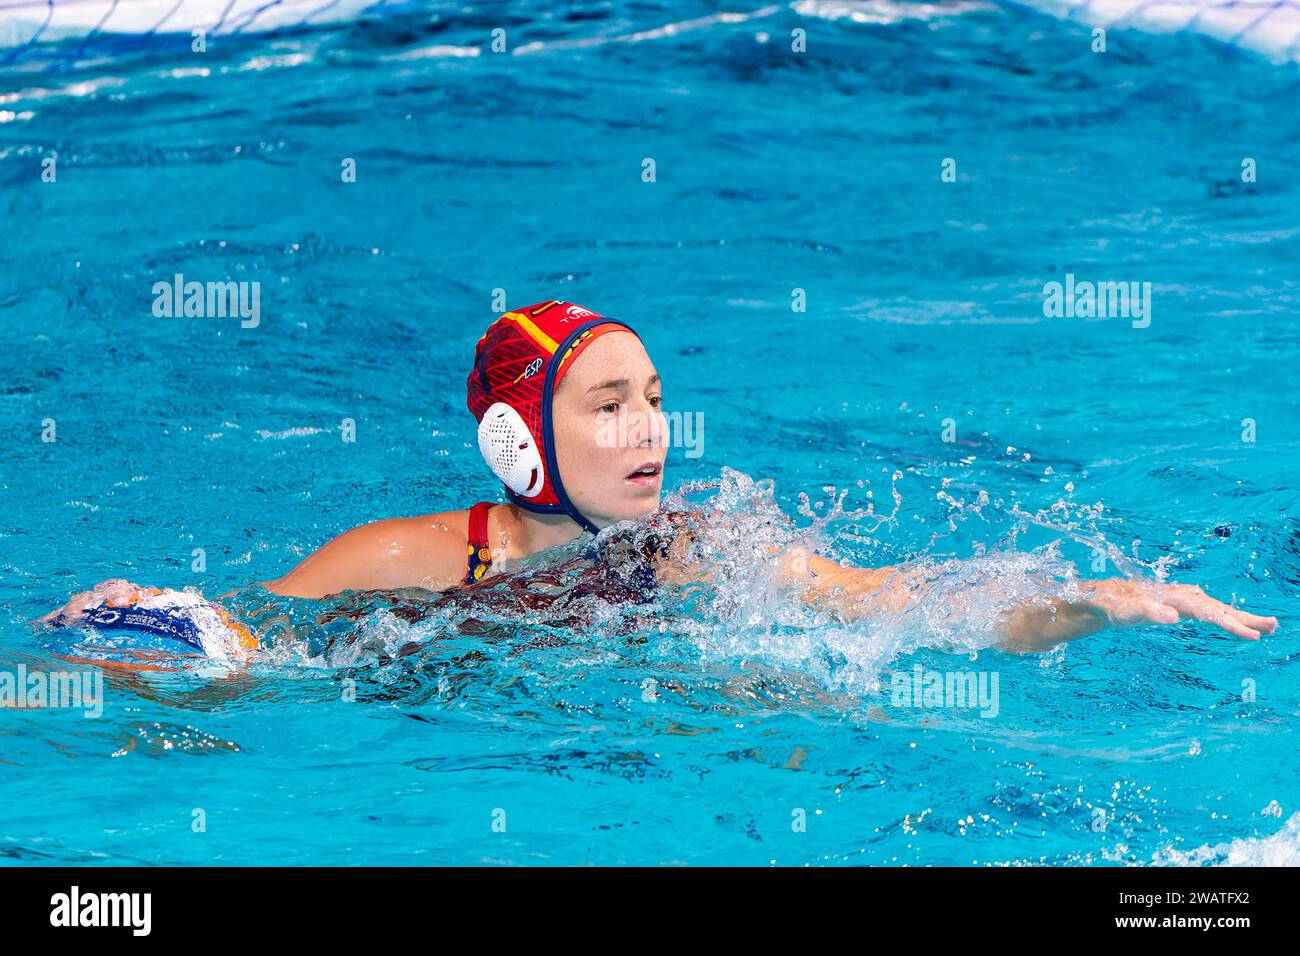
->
[[466, 300, 667, 534]]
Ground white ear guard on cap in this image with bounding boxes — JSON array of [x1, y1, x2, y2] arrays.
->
[[477, 402, 545, 498]]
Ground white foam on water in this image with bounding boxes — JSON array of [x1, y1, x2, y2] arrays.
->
[[1153, 809, 1300, 865], [1007, 0, 1300, 62], [254, 426, 329, 439], [0, 0, 387, 43], [793, 0, 996, 25], [4, 0, 1299, 65]]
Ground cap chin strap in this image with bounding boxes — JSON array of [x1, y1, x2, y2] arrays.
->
[[501, 485, 600, 537]]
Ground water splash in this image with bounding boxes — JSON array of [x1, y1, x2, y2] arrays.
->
[[33, 464, 1201, 708], [1154, 810, 1300, 866]]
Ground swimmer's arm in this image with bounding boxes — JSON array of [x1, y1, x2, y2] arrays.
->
[[215, 568, 326, 601], [1000, 578, 1279, 651], [35, 520, 459, 631], [766, 546, 919, 617], [217, 518, 466, 601], [221, 524, 375, 599], [774, 552, 1104, 651], [770, 546, 1279, 652], [652, 536, 938, 626], [650, 537, 913, 614]]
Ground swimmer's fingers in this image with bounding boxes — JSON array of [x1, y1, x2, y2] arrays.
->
[[31, 608, 65, 629], [31, 589, 97, 630], [92, 579, 149, 605], [1100, 594, 1181, 628], [1080, 578, 1169, 627], [1157, 584, 1279, 641], [1125, 598, 1259, 638], [1084, 579, 1279, 641], [33, 603, 74, 626], [30, 579, 150, 631], [1233, 608, 1281, 633]]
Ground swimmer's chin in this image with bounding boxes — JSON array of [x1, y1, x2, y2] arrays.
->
[[590, 495, 663, 530]]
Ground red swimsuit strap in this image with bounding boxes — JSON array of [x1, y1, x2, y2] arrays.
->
[[465, 501, 497, 585]]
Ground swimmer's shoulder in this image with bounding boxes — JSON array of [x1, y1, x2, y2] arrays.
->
[[264, 509, 483, 599]]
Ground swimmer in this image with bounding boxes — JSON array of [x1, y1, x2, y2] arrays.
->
[[36, 300, 1279, 656]]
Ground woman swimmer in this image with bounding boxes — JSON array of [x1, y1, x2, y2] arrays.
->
[[36, 300, 1279, 656]]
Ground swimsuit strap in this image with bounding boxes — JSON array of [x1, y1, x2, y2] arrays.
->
[[465, 501, 498, 585]]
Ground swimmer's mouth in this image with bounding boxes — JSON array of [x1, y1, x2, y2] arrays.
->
[[625, 461, 662, 486]]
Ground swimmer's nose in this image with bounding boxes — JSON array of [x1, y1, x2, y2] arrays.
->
[[627, 398, 668, 447]]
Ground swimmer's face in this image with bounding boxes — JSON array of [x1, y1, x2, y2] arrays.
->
[[551, 331, 667, 530]]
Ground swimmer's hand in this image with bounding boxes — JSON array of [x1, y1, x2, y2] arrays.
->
[[1001, 578, 1280, 653], [31, 579, 159, 629]]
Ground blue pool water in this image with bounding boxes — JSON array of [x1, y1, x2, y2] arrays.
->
[[2, 1, 1298, 866]]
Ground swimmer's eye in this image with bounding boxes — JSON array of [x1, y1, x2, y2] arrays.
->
[[595, 395, 661, 414]]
